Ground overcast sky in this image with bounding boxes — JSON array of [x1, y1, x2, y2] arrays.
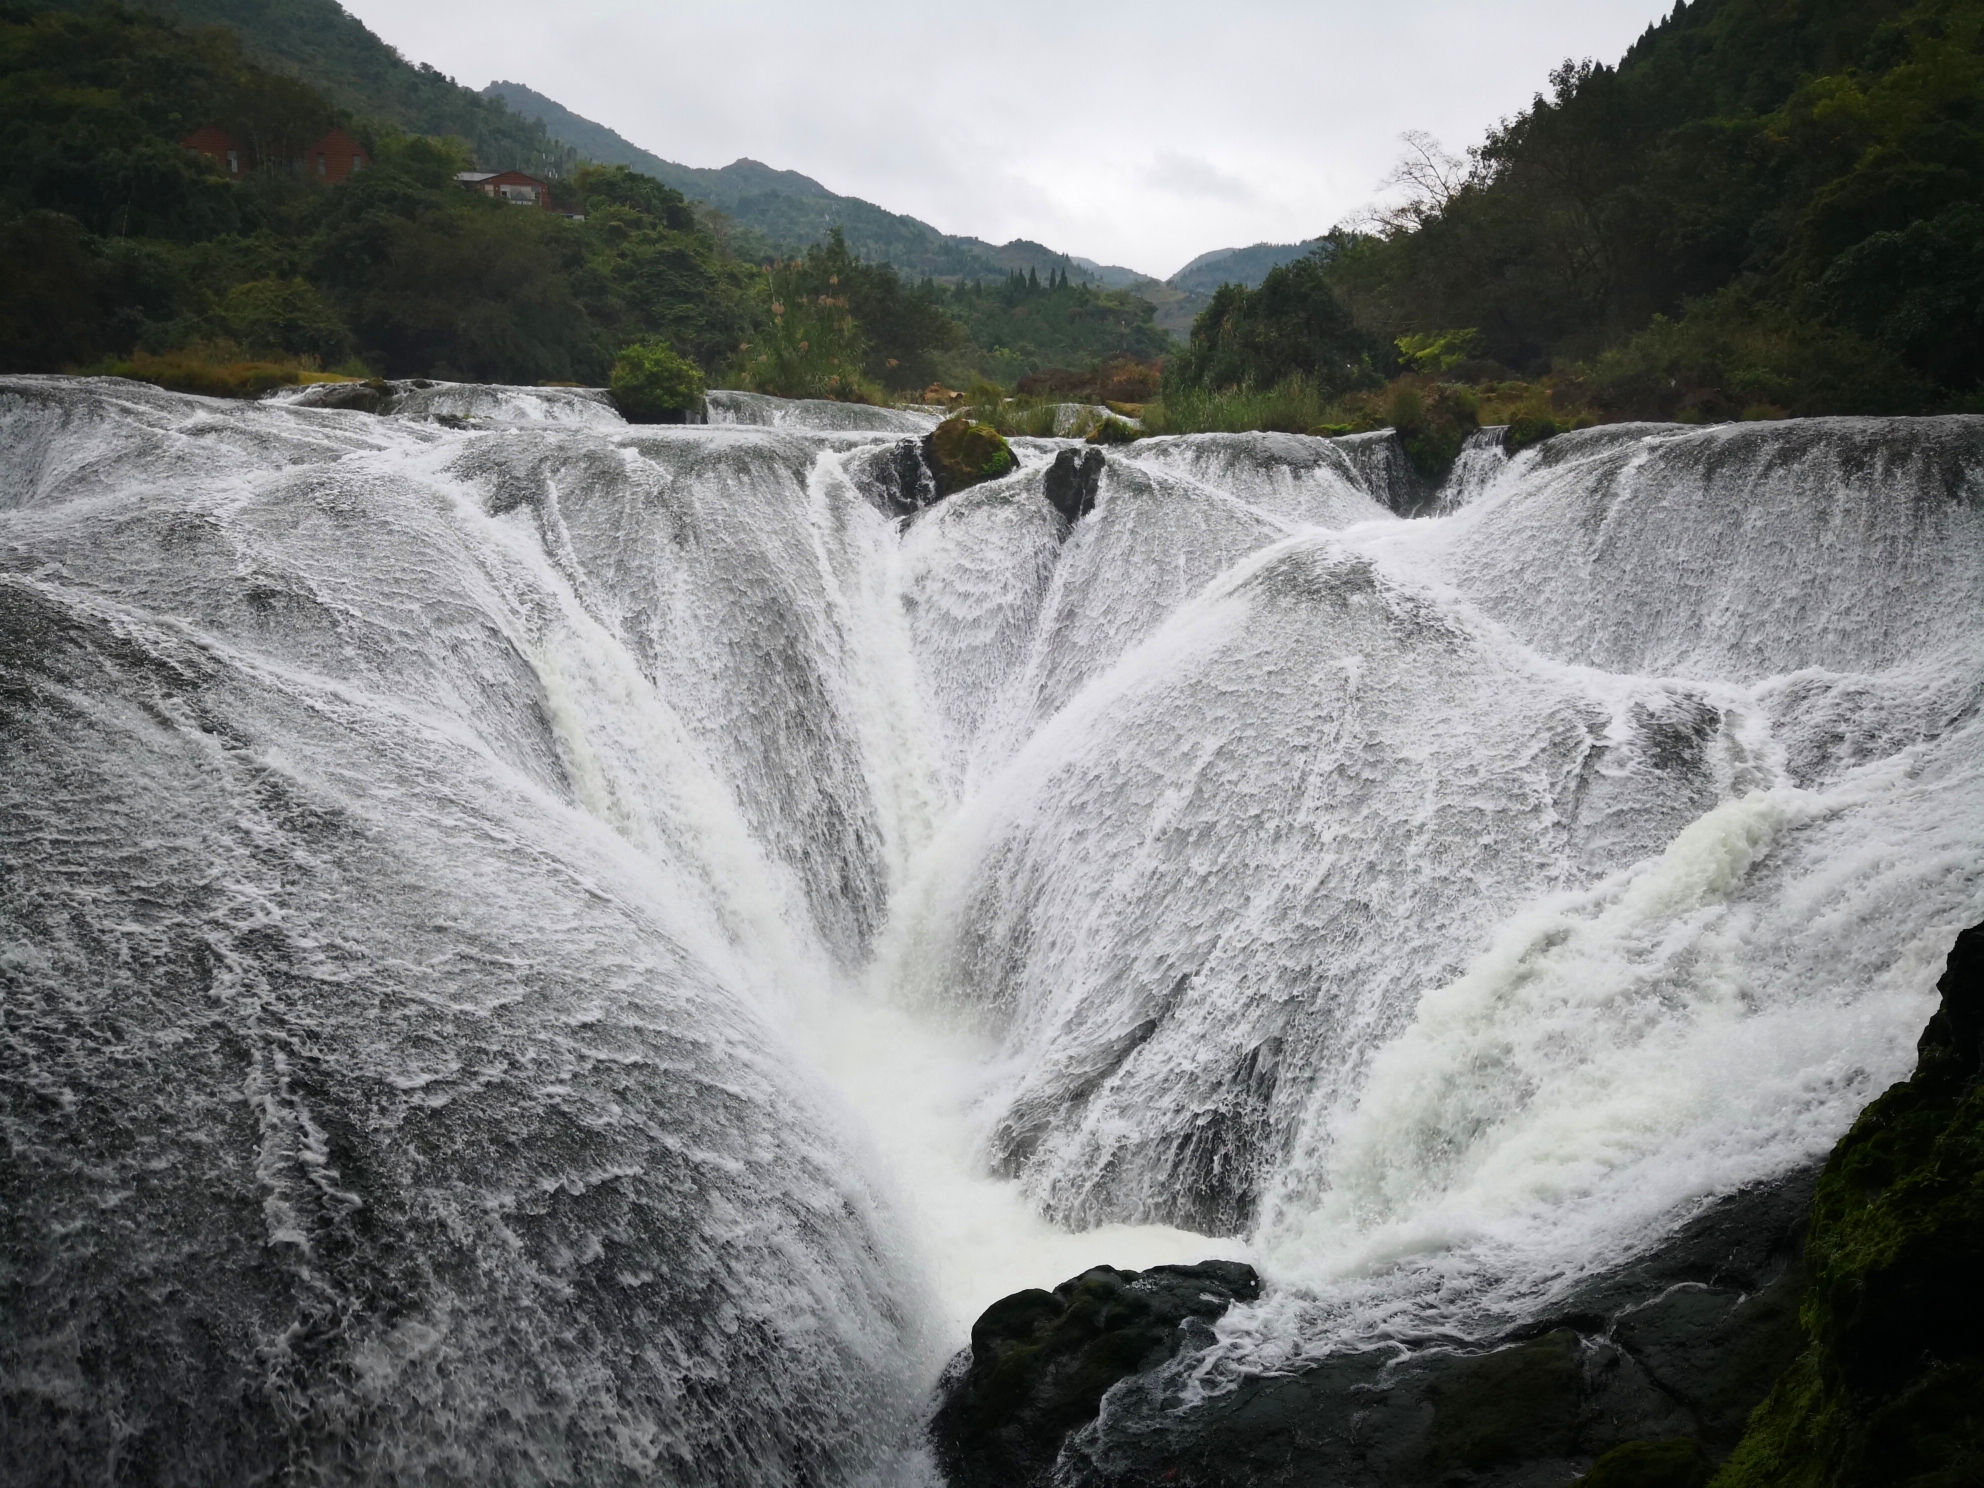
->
[[341, 0, 1671, 279]]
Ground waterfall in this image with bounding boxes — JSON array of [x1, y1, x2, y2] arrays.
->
[[3, 375, 1979, 1483], [1434, 423, 1511, 511]]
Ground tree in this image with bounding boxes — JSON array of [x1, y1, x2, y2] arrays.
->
[[1168, 251, 1381, 395]]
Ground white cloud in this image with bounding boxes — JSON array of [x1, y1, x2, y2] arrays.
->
[[1143, 152, 1257, 205]]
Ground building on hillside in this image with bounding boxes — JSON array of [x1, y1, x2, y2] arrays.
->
[[305, 128, 369, 184], [455, 170, 552, 209], [181, 125, 244, 176]]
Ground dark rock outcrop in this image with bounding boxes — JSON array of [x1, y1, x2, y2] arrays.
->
[[845, 437, 936, 519], [930, 1260, 1260, 1488], [932, 921, 1984, 1488], [1711, 920, 1983, 1488], [1059, 1173, 1813, 1488], [923, 417, 1016, 497], [1044, 447, 1105, 524], [280, 377, 394, 414], [933, 1176, 1813, 1488]]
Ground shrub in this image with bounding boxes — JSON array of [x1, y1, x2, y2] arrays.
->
[[611, 340, 706, 422], [1505, 413, 1560, 452], [219, 278, 353, 363], [1386, 377, 1479, 481], [1141, 374, 1342, 435]]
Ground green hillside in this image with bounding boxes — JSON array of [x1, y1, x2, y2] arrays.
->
[[1316, 0, 1984, 416], [65, 0, 573, 175], [1167, 0, 1984, 427], [0, 2, 750, 382], [1168, 239, 1325, 296]]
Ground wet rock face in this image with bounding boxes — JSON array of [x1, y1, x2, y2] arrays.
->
[[845, 436, 936, 518], [1043, 447, 1105, 525], [934, 1179, 1812, 1488], [930, 1260, 1260, 1488], [281, 377, 394, 414]]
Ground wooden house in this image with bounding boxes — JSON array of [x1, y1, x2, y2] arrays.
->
[[454, 170, 552, 208], [181, 125, 244, 176], [305, 128, 370, 184]]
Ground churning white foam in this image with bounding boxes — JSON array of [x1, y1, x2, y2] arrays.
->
[[4, 380, 1980, 1480]]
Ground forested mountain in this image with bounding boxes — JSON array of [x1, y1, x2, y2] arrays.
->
[[1168, 240, 1325, 296], [55, 0, 574, 175], [1168, 0, 1984, 425], [0, 0, 1173, 396], [483, 79, 1155, 289], [0, 2, 752, 381], [1306, 0, 1984, 416]]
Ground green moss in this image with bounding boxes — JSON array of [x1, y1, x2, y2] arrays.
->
[[1711, 925, 1984, 1488], [924, 416, 1015, 496], [1580, 1439, 1713, 1488], [1085, 416, 1139, 446]]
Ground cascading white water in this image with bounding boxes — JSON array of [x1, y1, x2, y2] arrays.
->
[[2, 375, 1979, 1483], [1434, 423, 1511, 511]]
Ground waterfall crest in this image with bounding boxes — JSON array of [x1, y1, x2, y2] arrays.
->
[[2, 376, 1979, 1481]]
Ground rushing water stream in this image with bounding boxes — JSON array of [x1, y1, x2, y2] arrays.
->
[[2, 376, 1980, 1484]]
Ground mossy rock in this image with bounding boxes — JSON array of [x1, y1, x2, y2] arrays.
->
[[1085, 417, 1139, 446], [1712, 922, 1984, 1488], [1579, 1439, 1713, 1488], [923, 416, 1016, 497]]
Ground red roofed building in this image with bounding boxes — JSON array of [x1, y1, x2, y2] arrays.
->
[[305, 128, 369, 185], [182, 125, 244, 176], [455, 170, 552, 209]]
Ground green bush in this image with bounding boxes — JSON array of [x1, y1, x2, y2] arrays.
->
[[610, 340, 706, 422], [87, 344, 344, 398], [220, 277, 353, 363], [1505, 413, 1560, 452], [1388, 378, 1479, 482]]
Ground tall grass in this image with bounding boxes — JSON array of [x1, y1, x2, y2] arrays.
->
[[81, 343, 367, 399], [956, 384, 1099, 439], [1138, 375, 1352, 436]]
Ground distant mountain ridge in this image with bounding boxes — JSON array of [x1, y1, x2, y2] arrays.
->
[[102, 0, 1297, 346], [485, 80, 1157, 290], [1168, 240, 1325, 295]]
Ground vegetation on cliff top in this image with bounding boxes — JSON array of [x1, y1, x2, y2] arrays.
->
[[0, 2, 762, 384], [1173, 0, 1984, 432]]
